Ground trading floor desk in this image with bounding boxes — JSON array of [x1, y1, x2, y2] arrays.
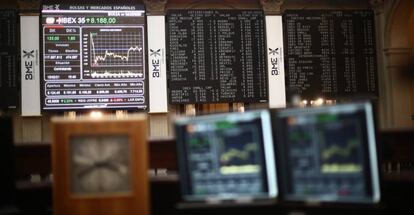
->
[[15, 176, 387, 215], [12, 133, 414, 215]]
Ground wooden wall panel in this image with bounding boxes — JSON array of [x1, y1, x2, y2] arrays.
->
[[411, 81, 414, 121], [282, 0, 370, 10], [167, 0, 261, 9], [13, 114, 23, 144], [41, 115, 52, 142], [21, 118, 42, 143], [149, 114, 170, 138], [0, 0, 17, 8]]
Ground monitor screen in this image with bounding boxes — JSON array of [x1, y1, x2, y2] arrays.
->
[[272, 102, 380, 203], [41, 4, 146, 111], [175, 110, 277, 202]]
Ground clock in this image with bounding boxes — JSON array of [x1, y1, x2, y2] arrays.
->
[[51, 115, 149, 215], [70, 135, 131, 195]]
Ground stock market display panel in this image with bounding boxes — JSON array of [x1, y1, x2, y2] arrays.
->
[[0, 10, 18, 109], [273, 102, 380, 203], [283, 10, 378, 100], [167, 10, 268, 104], [41, 4, 146, 110], [176, 111, 277, 202]]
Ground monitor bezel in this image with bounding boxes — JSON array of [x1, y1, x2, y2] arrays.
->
[[40, 3, 148, 112], [175, 110, 278, 202], [271, 102, 381, 204]]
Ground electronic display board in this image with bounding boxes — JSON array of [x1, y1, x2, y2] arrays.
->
[[0, 10, 18, 109], [283, 10, 378, 100], [272, 102, 380, 203], [167, 10, 268, 104], [41, 4, 146, 110]]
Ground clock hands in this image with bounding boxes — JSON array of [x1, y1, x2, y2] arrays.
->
[[77, 164, 98, 178], [76, 159, 127, 178], [73, 155, 95, 166]]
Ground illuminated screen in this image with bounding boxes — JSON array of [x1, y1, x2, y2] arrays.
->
[[273, 102, 380, 203], [0, 10, 18, 110], [41, 4, 146, 110], [175, 111, 277, 201], [167, 10, 267, 104]]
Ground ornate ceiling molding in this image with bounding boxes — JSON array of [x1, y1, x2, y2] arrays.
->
[[144, 0, 168, 15], [260, 0, 284, 15], [369, 0, 385, 14]]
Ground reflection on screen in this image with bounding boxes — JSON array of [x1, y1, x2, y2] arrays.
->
[[177, 111, 274, 200], [276, 103, 378, 203]]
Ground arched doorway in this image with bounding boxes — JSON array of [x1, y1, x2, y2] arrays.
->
[[383, 0, 414, 128]]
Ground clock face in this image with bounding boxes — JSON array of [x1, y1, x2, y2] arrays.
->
[[70, 135, 131, 195]]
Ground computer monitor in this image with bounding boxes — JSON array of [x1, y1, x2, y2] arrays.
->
[[175, 110, 278, 202], [0, 116, 16, 208], [272, 102, 380, 203]]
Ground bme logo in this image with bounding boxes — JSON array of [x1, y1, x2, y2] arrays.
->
[[23, 50, 34, 59], [269, 48, 281, 76], [23, 50, 35, 80], [43, 4, 60, 10], [150, 49, 161, 57], [150, 49, 162, 78], [269, 48, 279, 56]]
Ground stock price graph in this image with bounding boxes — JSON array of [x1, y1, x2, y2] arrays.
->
[[318, 122, 363, 174], [219, 141, 260, 175], [321, 140, 359, 161], [89, 29, 143, 67], [83, 27, 145, 79]]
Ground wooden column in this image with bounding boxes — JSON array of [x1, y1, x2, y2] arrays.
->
[[408, 7, 414, 123], [383, 47, 413, 127], [412, 85, 414, 121], [370, 0, 391, 129]]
